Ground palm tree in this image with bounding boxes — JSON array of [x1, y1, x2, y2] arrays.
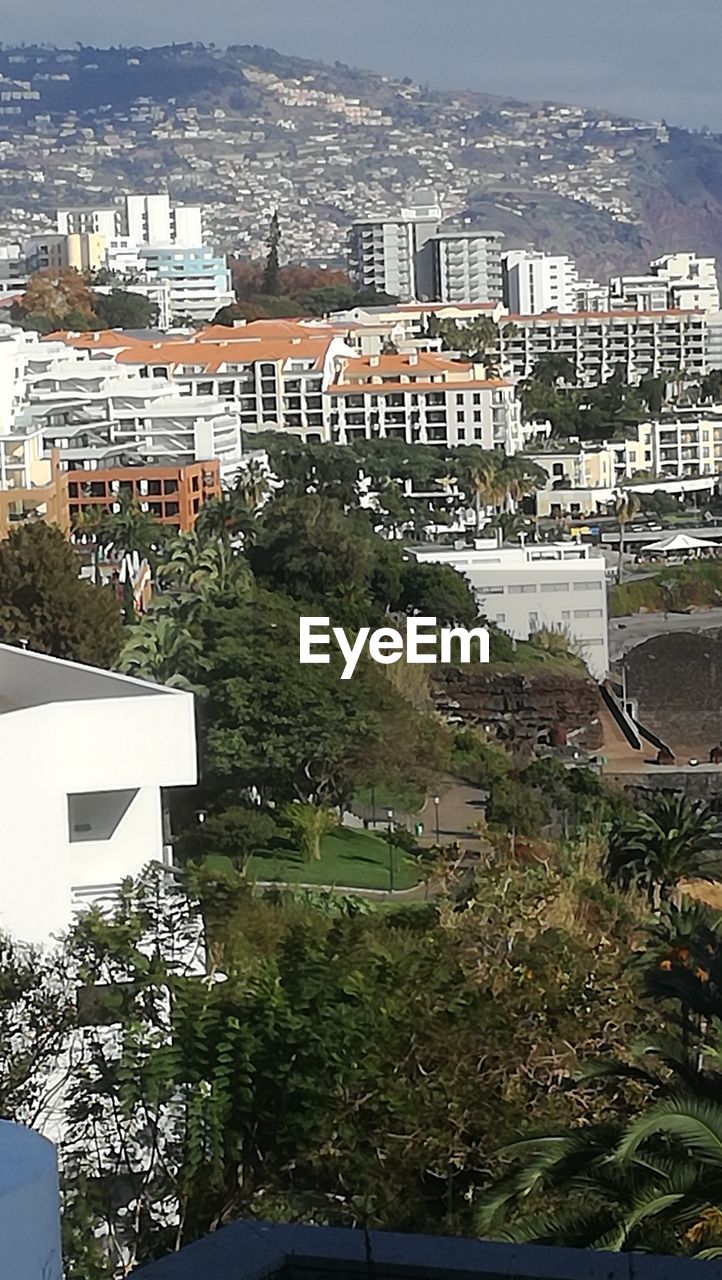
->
[[478, 900, 722, 1258], [477, 1095, 722, 1255], [156, 534, 252, 606], [234, 459, 270, 511], [604, 795, 720, 909], [495, 458, 546, 513], [118, 616, 207, 690], [463, 452, 501, 533], [613, 490, 641, 583], [283, 802, 337, 861], [193, 493, 256, 546], [484, 511, 528, 543], [97, 494, 167, 562]]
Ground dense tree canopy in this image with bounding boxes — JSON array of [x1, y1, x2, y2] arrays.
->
[[0, 523, 123, 666]]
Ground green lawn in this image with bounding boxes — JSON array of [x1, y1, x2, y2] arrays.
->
[[247, 824, 421, 891]]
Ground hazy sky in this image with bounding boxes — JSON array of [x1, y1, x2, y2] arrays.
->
[[2, 0, 720, 131]]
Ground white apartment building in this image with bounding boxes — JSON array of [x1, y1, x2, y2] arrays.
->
[[349, 188, 443, 302], [51, 323, 523, 452], [0, 643, 196, 945], [500, 310, 708, 385], [0, 325, 243, 486], [409, 541, 609, 679], [328, 350, 522, 452], [503, 250, 579, 315], [126, 194, 203, 248], [651, 252, 720, 313], [422, 231, 504, 305], [138, 246, 234, 325], [573, 279, 610, 312], [55, 323, 352, 441], [609, 275, 670, 312], [56, 205, 120, 240], [57, 195, 204, 249]]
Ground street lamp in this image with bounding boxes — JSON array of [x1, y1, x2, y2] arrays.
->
[[433, 795, 441, 845], [386, 808, 395, 893]]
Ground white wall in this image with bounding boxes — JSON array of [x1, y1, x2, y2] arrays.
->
[[0, 646, 197, 945], [410, 544, 610, 679]]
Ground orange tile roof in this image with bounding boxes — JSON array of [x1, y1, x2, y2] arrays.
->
[[394, 302, 497, 313], [195, 319, 335, 341], [115, 335, 334, 372], [329, 379, 511, 393], [46, 329, 150, 348], [504, 309, 703, 323]]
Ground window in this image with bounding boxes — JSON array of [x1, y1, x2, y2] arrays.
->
[[574, 608, 603, 619], [457, 427, 466, 440], [508, 584, 537, 594], [561, 610, 570, 620], [67, 790, 138, 843], [495, 613, 506, 625], [572, 580, 602, 592], [540, 582, 567, 593], [528, 612, 539, 631], [477, 584, 504, 594], [473, 410, 482, 423]]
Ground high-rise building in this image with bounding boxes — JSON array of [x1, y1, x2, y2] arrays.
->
[[349, 188, 442, 301], [138, 246, 234, 324], [503, 250, 579, 315], [424, 230, 504, 305], [56, 195, 203, 250], [350, 190, 504, 304]]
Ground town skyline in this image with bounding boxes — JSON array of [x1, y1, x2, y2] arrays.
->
[[2, 0, 722, 132]]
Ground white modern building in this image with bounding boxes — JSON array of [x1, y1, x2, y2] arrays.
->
[[57, 194, 204, 249], [126, 194, 203, 248], [503, 250, 579, 315], [499, 309, 708, 385], [0, 643, 197, 945], [422, 230, 504, 305], [409, 541, 609, 679], [349, 188, 443, 302], [138, 245, 234, 324], [328, 349, 522, 452], [651, 252, 720, 313], [609, 275, 670, 312], [0, 324, 244, 487]]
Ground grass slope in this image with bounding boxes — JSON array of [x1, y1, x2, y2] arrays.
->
[[248, 824, 421, 891]]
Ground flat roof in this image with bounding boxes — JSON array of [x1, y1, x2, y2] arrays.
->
[[133, 1219, 719, 1280], [0, 643, 178, 713]]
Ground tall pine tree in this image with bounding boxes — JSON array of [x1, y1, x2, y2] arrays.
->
[[261, 209, 281, 296]]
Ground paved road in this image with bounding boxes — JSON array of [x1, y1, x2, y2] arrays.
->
[[609, 608, 722, 660]]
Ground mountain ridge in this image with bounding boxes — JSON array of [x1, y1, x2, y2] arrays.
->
[[1, 42, 721, 277]]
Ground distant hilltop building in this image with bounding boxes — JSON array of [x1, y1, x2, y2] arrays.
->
[[20, 193, 234, 326], [56, 193, 203, 249], [349, 188, 503, 305]]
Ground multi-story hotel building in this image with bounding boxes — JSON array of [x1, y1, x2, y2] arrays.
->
[[0, 325, 243, 494], [327, 350, 522, 452], [498, 309, 709, 385], [51, 324, 524, 453]]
